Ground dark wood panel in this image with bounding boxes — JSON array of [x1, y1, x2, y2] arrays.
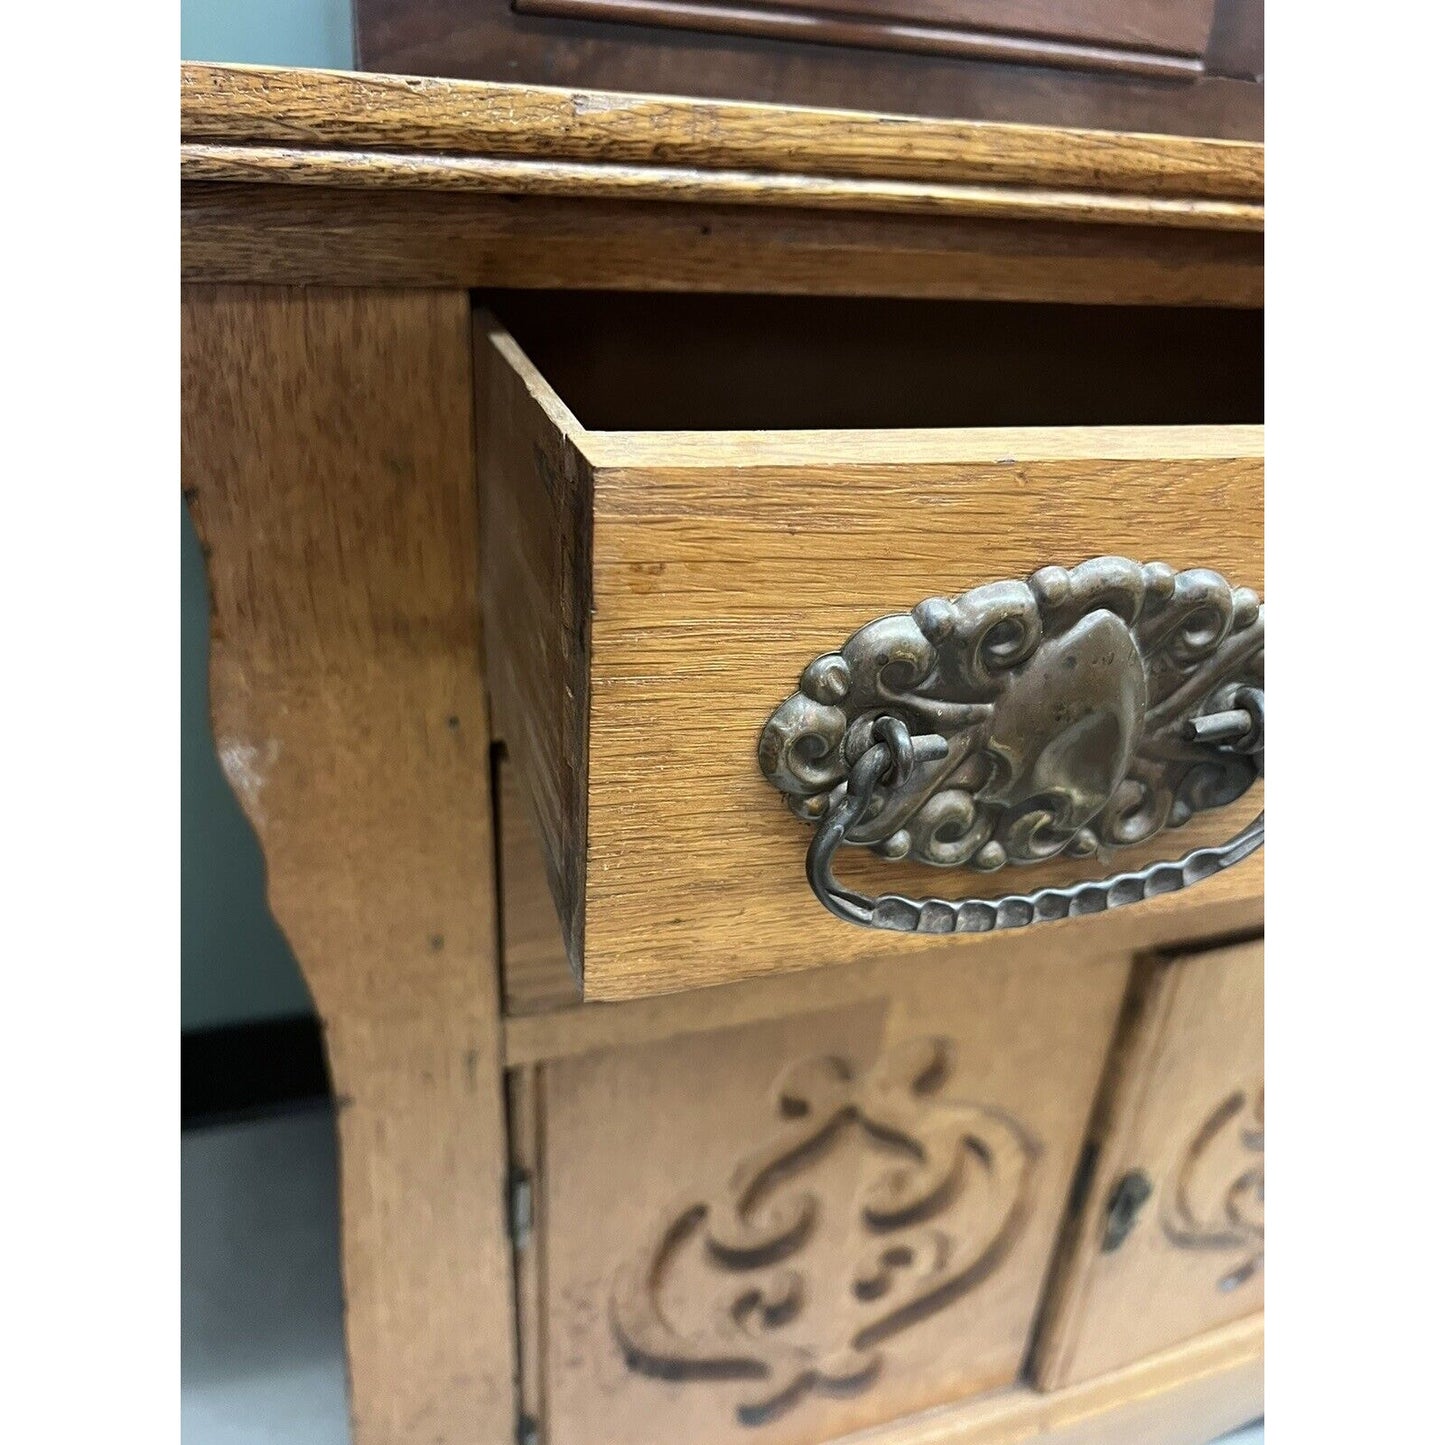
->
[[1206, 0, 1264, 78], [513, 0, 1212, 80], [735, 0, 1215, 51], [355, 0, 1262, 141]]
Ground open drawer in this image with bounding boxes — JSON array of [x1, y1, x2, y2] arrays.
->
[[476, 293, 1263, 1001]]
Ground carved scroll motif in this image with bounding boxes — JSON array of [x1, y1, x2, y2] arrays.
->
[[1161, 1084, 1264, 1292], [610, 1038, 1036, 1426]]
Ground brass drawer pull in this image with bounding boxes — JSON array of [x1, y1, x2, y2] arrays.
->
[[758, 557, 1264, 934]]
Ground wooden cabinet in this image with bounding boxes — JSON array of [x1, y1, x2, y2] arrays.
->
[[182, 61, 1265, 1445], [495, 751, 1264, 1442], [1033, 937, 1265, 1387]]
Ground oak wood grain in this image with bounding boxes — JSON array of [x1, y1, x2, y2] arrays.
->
[[180, 142, 1261, 231], [181, 62, 1262, 202], [477, 322, 593, 978], [579, 443, 1263, 998], [182, 184, 1264, 305], [494, 757, 1263, 1063], [181, 286, 517, 1444]]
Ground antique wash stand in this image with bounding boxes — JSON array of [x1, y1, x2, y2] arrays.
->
[[181, 60, 1263, 1445]]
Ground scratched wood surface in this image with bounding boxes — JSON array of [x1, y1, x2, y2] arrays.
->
[[181, 63, 1262, 203], [182, 286, 517, 1444], [180, 62, 1263, 301]]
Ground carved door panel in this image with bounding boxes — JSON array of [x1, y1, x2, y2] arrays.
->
[[523, 947, 1131, 1445], [1032, 936, 1264, 1388]]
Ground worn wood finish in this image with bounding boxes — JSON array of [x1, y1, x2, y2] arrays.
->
[[181, 184, 1264, 305], [355, 1, 1262, 141], [513, 0, 1211, 80], [180, 61, 1268, 1445], [181, 63, 1262, 300], [1032, 937, 1264, 1388], [181, 142, 1262, 232], [181, 287, 517, 1444], [181, 63, 1262, 202], [532, 949, 1129, 1444], [477, 308, 1263, 998]]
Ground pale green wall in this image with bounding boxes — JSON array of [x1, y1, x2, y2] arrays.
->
[[181, 1, 352, 1029], [182, 504, 315, 1029], [182, 0, 352, 69]]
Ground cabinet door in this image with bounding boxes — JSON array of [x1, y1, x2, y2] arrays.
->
[[1033, 937, 1264, 1388], [517, 946, 1130, 1445]]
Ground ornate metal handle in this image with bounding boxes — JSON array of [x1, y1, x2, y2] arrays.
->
[[759, 557, 1264, 935]]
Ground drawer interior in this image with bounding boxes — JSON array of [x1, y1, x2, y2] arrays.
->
[[482, 291, 1262, 432]]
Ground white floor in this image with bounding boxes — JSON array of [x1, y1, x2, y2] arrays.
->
[[180, 1108, 1263, 1444]]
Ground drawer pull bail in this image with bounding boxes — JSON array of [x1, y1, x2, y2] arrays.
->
[[757, 556, 1264, 934]]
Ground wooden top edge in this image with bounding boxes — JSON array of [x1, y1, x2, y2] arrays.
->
[[581, 423, 1265, 470], [181, 62, 1263, 215]]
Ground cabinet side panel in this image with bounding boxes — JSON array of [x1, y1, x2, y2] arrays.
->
[[182, 286, 517, 1443]]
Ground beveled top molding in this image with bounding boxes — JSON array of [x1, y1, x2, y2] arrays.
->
[[180, 63, 1263, 232]]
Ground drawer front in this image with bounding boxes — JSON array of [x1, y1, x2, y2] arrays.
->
[[513, 945, 1130, 1445], [478, 302, 1264, 1000], [1032, 936, 1264, 1387]]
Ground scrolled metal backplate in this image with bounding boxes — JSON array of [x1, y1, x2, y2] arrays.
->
[[758, 556, 1264, 933]]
